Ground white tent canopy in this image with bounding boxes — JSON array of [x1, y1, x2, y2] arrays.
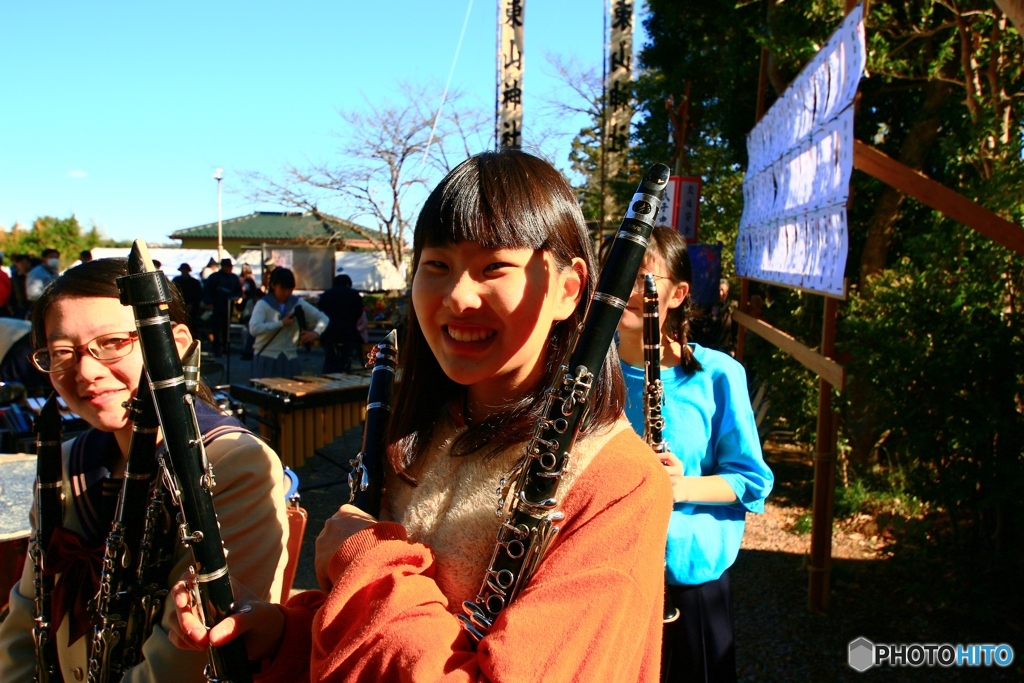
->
[[88, 247, 408, 292], [90, 247, 222, 279], [331, 251, 408, 292]]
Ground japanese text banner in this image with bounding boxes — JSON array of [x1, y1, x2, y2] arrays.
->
[[499, 0, 525, 149]]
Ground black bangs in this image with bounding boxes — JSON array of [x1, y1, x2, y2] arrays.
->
[[31, 257, 189, 350], [388, 148, 624, 480], [414, 150, 579, 257]]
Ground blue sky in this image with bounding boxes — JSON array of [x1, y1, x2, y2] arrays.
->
[[0, 1, 649, 245]]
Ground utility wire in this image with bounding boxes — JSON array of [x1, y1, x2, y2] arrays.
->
[[421, 0, 477, 166]]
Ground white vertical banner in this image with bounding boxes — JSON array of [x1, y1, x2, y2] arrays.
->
[[676, 176, 702, 242], [606, 0, 634, 160], [499, 0, 525, 149], [654, 176, 681, 230], [653, 176, 702, 242]]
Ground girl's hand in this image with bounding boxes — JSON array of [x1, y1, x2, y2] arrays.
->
[[315, 505, 377, 592], [299, 330, 319, 345], [281, 312, 295, 327], [660, 451, 688, 504], [168, 571, 285, 662], [658, 455, 739, 505]]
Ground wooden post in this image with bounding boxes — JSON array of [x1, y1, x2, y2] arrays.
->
[[738, 29, 771, 364], [808, 296, 839, 613], [735, 278, 750, 362]]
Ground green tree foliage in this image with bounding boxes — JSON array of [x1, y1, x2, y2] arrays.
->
[[631, 0, 768, 272], [843, 225, 1023, 555], [632, 0, 1024, 563], [0, 215, 100, 268]]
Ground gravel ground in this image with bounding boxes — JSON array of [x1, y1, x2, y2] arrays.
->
[[223, 345, 1023, 681], [733, 443, 1023, 682]]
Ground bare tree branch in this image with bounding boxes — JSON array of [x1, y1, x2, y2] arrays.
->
[[242, 81, 489, 269]]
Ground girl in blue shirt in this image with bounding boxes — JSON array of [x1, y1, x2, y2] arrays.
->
[[617, 227, 773, 683]]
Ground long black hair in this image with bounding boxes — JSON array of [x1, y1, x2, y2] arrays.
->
[[648, 227, 702, 374], [387, 149, 625, 481], [32, 257, 218, 405]]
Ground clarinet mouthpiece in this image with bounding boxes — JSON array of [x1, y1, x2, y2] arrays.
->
[[644, 273, 657, 297], [35, 392, 62, 436], [645, 164, 671, 187], [128, 239, 156, 274]]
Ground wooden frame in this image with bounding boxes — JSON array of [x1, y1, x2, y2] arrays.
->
[[734, 0, 1023, 616], [741, 274, 849, 301], [736, 0, 856, 615], [853, 140, 1024, 255], [733, 311, 845, 389]]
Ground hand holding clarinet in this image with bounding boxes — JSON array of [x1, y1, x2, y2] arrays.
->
[[117, 240, 253, 682], [170, 329, 399, 659]]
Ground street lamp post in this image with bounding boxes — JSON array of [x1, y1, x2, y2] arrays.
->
[[213, 167, 224, 260]]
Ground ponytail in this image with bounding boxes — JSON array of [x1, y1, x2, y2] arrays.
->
[[649, 227, 703, 375]]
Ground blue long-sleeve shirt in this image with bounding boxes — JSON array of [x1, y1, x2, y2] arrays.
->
[[621, 343, 774, 585]]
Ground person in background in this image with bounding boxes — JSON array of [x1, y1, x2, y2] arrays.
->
[[203, 258, 242, 357], [616, 226, 773, 683], [79, 249, 93, 265], [9, 254, 31, 319], [0, 318, 47, 391], [248, 267, 327, 379], [238, 264, 261, 361], [200, 257, 218, 281], [316, 273, 364, 374], [0, 253, 12, 317], [706, 278, 737, 356], [172, 263, 204, 338], [26, 248, 60, 303], [239, 264, 259, 304]]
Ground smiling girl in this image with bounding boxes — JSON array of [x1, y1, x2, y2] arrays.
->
[[170, 150, 673, 682], [0, 259, 290, 683]]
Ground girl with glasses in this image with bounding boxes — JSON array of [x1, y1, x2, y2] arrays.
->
[[169, 150, 673, 682], [616, 227, 774, 683], [0, 258, 291, 683]]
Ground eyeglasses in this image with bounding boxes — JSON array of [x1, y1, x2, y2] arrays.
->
[[632, 272, 673, 292], [31, 331, 139, 374]]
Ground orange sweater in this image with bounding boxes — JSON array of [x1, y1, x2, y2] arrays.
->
[[258, 429, 671, 683]]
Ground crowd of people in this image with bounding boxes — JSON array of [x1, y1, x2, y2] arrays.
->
[[0, 249, 97, 393], [0, 245, 379, 396], [0, 150, 772, 683], [168, 257, 367, 378]]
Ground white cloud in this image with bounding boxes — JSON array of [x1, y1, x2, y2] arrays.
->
[[68, 170, 88, 178]]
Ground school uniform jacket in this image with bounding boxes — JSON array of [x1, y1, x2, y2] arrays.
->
[[0, 421, 290, 683], [255, 416, 673, 683], [249, 296, 329, 361]]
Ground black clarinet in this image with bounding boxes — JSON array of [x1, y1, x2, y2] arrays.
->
[[122, 355, 191, 668], [293, 304, 311, 352], [87, 374, 160, 683], [348, 329, 398, 518], [459, 164, 671, 643], [124, 472, 176, 672], [31, 394, 65, 683], [642, 274, 681, 624], [117, 240, 252, 683]]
